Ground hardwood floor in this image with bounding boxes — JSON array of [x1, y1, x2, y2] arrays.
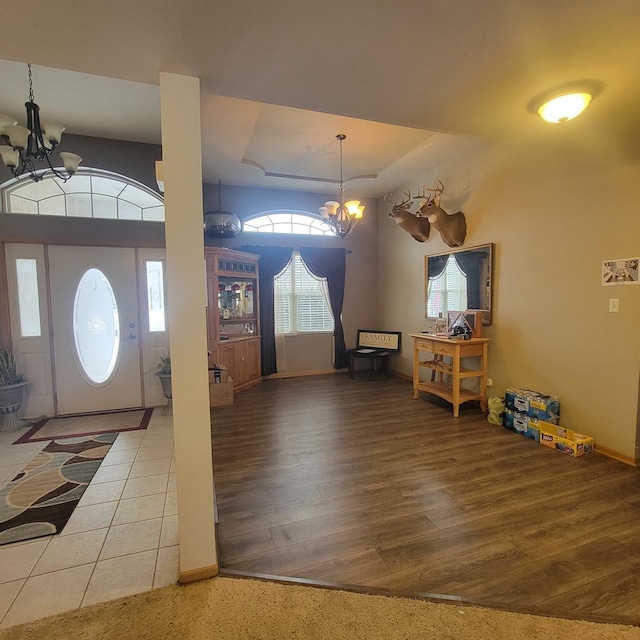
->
[[211, 373, 640, 625]]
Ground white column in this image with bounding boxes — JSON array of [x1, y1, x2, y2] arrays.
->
[[159, 72, 217, 581]]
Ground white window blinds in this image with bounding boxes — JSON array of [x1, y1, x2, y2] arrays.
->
[[427, 255, 468, 317], [274, 252, 334, 334]]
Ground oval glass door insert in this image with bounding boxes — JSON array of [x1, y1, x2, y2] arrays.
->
[[73, 268, 121, 383]]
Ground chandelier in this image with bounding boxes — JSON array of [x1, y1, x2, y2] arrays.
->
[[0, 64, 82, 182], [318, 134, 364, 238]]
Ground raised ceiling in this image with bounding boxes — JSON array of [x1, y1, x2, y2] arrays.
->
[[1, 1, 639, 196]]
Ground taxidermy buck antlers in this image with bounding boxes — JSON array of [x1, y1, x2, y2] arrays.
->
[[414, 179, 467, 247], [385, 187, 431, 243]]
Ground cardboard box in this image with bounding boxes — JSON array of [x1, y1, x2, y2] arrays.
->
[[208, 364, 229, 384], [505, 387, 560, 423], [539, 421, 594, 457], [209, 377, 233, 407]]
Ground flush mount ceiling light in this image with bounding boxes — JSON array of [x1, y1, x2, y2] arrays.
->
[[528, 80, 604, 124], [0, 64, 82, 182], [318, 134, 364, 239]]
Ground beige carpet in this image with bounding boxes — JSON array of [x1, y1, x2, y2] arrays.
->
[[1, 576, 639, 640]]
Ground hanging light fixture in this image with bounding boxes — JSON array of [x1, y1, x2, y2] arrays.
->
[[318, 134, 364, 238], [0, 64, 82, 182], [204, 179, 242, 237]]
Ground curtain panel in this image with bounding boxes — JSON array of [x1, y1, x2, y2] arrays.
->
[[299, 247, 347, 369], [238, 245, 293, 376]]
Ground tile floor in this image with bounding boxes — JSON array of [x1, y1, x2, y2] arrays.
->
[[0, 409, 178, 629]]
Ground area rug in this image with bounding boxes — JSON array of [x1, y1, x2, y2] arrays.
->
[[0, 433, 117, 546], [15, 408, 152, 443]]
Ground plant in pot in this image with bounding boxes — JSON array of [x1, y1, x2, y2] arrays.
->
[[155, 355, 172, 405], [0, 349, 29, 431]]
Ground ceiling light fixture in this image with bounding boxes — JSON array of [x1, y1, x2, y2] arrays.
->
[[0, 63, 82, 182], [318, 134, 364, 239], [528, 80, 604, 124]]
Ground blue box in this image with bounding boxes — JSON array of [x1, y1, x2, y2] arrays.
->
[[505, 387, 560, 424], [503, 409, 541, 442]]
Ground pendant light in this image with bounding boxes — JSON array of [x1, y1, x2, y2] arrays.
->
[[204, 179, 242, 237]]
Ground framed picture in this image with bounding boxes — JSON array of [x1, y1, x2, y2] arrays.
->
[[602, 258, 639, 285]]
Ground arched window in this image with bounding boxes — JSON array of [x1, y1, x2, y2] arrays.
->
[[243, 211, 332, 235], [1, 169, 164, 221]]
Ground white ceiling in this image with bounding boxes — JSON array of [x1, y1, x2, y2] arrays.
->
[[1, 1, 639, 197]]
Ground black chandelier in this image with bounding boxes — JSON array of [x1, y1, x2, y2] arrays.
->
[[318, 134, 364, 238], [0, 64, 82, 182]]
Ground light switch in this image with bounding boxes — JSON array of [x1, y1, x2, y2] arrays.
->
[[609, 298, 620, 313]]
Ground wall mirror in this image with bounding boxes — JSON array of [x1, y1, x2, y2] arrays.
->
[[425, 243, 493, 325]]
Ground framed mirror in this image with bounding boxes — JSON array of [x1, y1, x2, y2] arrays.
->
[[425, 243, 493, 325]]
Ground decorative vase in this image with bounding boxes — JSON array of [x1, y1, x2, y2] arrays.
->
[[155, 372, 172, 415], [156, 373, 172, 400], [0, 381, 29, 431]]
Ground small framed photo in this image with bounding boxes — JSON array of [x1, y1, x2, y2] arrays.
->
[[602, 258, 639, 285]]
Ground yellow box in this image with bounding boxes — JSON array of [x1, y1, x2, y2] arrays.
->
[[539, 421, 593, 457], [209, 378, 233, 407]]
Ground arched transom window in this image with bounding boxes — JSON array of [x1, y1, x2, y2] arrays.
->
[[243, 211, 332, 235], [1, 169, 164, 221]]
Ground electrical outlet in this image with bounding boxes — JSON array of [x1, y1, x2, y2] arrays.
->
[[609, 298, 620, 313], [487, 377, 493, 387]]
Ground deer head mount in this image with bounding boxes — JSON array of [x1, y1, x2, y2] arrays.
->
[[385, 187, 431, 243], [414, 179, 467, 247]]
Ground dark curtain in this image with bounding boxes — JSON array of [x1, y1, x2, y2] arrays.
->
[[299, 247, 348, 369], [238, 245, 293, 376], [427, 254, 449, 279], [454, 252, 483, 310]]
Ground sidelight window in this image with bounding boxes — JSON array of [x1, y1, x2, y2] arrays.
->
[[145, 261, 166, 332], [15, 258, 42, 337]]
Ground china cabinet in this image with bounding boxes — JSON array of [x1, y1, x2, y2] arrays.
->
[[205, 247, 261, 391]]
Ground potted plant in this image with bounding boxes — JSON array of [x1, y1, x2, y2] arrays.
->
[[0, 349, 29, 431], [155, 355, 172, 401]]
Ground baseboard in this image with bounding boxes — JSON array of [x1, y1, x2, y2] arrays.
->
[[594, 444, 637, 467], [178, 563, 219, 584]]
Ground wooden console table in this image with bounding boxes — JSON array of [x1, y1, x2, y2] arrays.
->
[[408, 333, 489, 417]]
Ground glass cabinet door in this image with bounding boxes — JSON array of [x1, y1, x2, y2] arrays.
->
[[218, 276, 257, 336]]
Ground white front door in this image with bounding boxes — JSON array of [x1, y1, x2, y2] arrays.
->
[[48, 246, 142, 414]]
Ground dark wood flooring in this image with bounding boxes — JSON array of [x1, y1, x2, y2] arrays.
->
[[210, 373, 640, 625]]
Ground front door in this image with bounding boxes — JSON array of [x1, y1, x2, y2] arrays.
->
[[48, 246, 142, 414]]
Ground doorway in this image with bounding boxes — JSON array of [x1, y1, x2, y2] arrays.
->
[[5, 244, 168, 417], [48, 245, 142, 414]]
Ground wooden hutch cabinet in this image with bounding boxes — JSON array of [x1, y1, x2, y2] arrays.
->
[[205, 247, 261, 391]]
